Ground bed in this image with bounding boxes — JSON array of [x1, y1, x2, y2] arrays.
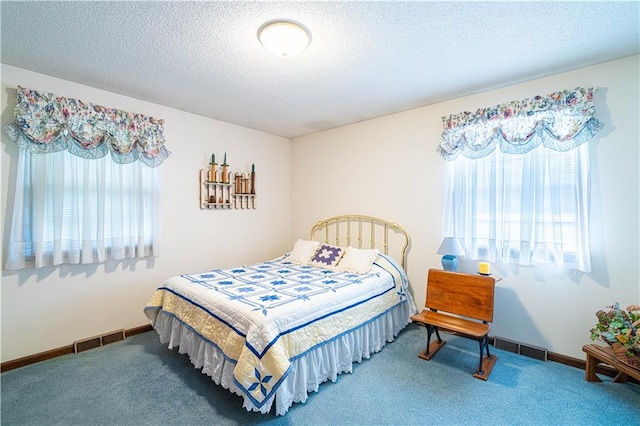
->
[[144, 215, 417, 415]]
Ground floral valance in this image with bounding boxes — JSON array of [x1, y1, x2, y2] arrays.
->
[[437, 87, 603, 161], [3, 86, 170, 167]]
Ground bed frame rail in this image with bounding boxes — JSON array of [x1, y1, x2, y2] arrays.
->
[[310, 214, 410, 271]]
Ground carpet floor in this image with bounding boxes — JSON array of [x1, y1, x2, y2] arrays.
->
[[2, 324, 639, 425]]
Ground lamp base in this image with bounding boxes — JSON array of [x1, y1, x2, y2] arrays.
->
[[441, 255, 459, 272]]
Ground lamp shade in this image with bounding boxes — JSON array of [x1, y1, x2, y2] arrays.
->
[[437, 237, 466, 256], [258, 20, 311, 58]]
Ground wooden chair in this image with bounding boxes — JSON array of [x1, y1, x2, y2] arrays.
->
[[411, 269, 497, 380]]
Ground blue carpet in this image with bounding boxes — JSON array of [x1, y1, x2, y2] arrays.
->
[[2, 324, 639, 425]]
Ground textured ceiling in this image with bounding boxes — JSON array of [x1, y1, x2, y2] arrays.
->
[[1, 1, 639, 138]]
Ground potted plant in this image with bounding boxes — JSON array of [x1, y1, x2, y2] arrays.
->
[[590, 302, 640, 370]]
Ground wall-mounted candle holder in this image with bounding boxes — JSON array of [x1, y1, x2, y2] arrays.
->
[[200, 154, 256, 210]]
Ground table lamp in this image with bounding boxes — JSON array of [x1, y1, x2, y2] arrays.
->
[[437, 237, 465, 271]]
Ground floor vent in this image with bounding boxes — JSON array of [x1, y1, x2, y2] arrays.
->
[[73, 329, 125, 354], [494, 336, 547, 361], [73, 337, 102, 353]]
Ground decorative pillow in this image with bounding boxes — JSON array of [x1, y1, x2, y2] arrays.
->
[[308, 243, 345, 269], [337, 246, 380, 274], [287, 239, 320, 265]]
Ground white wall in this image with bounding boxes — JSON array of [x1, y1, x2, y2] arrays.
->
[[2, 56, 638, 364], [1, 65, 291, 362], [291, 55, 640, 359]]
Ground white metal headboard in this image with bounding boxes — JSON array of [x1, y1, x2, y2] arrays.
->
[[310, 214, 411, 271]]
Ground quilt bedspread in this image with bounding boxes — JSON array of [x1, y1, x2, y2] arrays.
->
[[144, 253, 410, 409]]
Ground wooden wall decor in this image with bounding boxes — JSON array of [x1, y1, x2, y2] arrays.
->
[[200, 153, 256, 209]]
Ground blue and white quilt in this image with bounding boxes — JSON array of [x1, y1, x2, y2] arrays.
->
[[144, 253, 411, 409]]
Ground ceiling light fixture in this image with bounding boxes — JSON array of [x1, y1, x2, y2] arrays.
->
[[257, 19, 311, 58]]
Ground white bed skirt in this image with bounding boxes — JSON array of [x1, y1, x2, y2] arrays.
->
[[152, 300, 414, 415]]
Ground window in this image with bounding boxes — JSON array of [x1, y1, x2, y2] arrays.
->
[[437, 87, 602, 272], [3, 86, 169, 270], [443, 143, 591, 271], [6, 149, 160, 269]]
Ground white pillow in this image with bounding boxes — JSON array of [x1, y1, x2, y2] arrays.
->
[[337, 246, 380, 274], [287, 239, 320, 265]]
